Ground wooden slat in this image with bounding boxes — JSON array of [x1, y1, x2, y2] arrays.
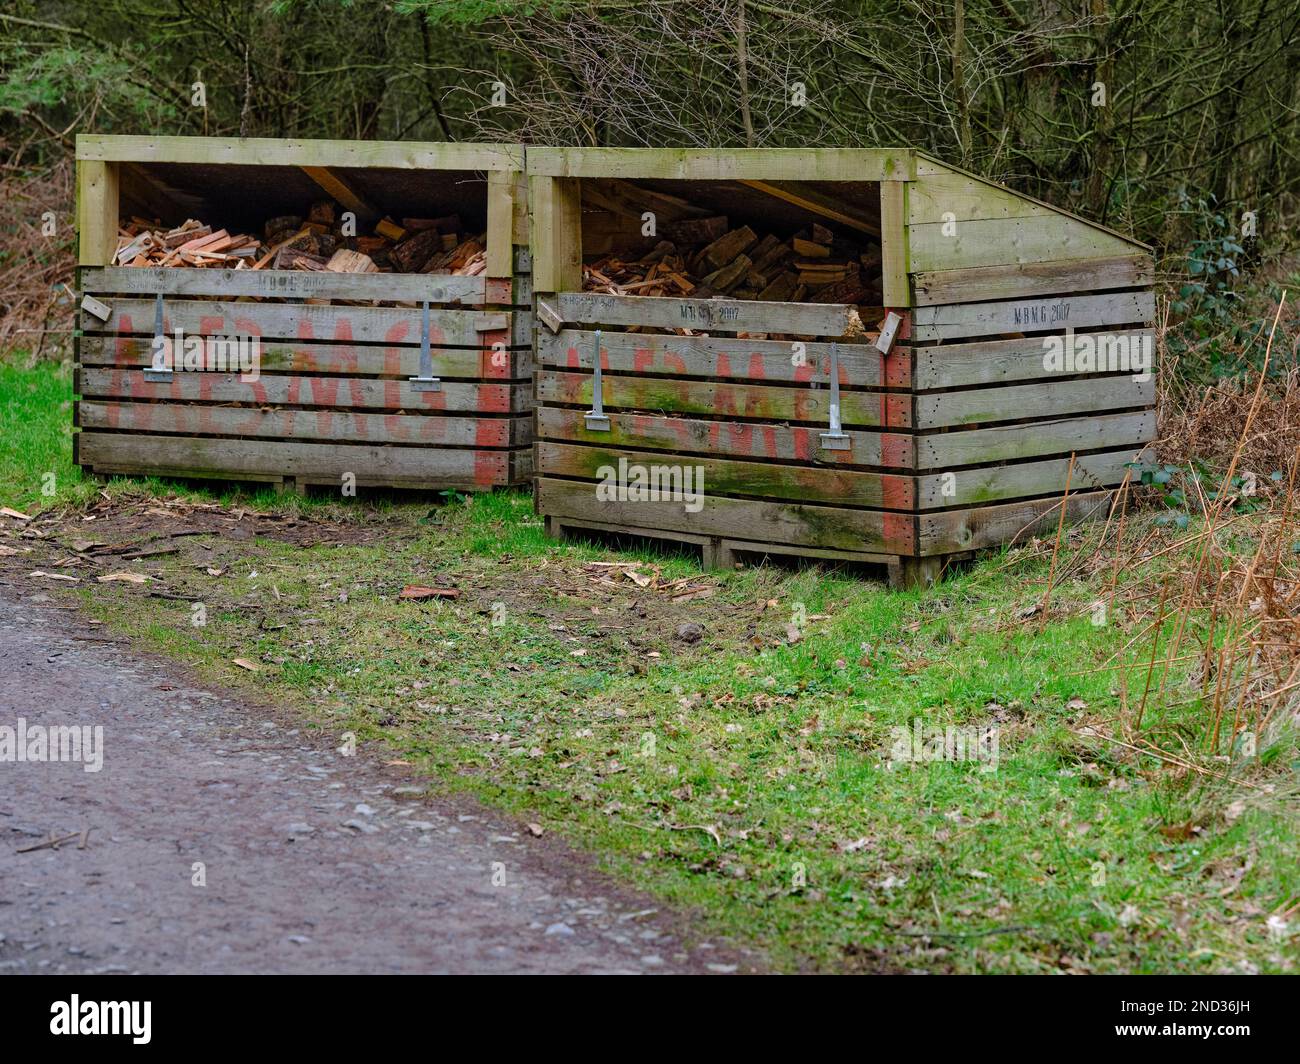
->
[[536, 477, 913, 554], [738, 180, 880, 236], [918, 489, 1114, 555], [909, 215, 1139, 272], [913, 153, 1150, 252], [583, 177, 710, 223], [912, 255, 1153, 306], [536, 407, 905, 466], [537, 442, 914, 510], [80, 335, 532, 380], [911, 290, 1154, 340], [917, 376, 1154, 429], [80, 267, 490, 304], [76, 135, 523, 171], [916, 411, 1155, 469], [526, 147, 916, 182], [80, 402, 530, 447], [719, 538, 899, 566], [538, 370, 905, 427], [299, 166, 376, 219], [553, 291, 862, 338], [78, 433, 516, 488], [82, 299, 508, 347], [912, 330, 1153, 389], [537, 329, 898, 387], [908, 172, 1054, 225], [80, 368, 527, 413], [915, 448, 1145, 509]]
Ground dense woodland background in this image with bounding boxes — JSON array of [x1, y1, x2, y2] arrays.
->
[[0, 0, 1297, 365], [3, 0, 1298, 239]]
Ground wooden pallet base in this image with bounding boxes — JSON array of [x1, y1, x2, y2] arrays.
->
[[543, 515, 971, 588], [76, 431, 532, 493]]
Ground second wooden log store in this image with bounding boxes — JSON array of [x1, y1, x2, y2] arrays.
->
[[527, 147, 1155, 586]]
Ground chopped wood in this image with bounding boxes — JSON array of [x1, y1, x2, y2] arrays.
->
[[389, 227, 447, 272], [101, 196, 479, 275], [699, 226, 758, 270], [264, 215, 302, 241], [580, 182, 884, 311], [662, 215, 728, 245], [163, 221, 209, 247], [792, 237, 831, 258], [308, 201, 336, 227], [402, 214, 460, 233], [700, 254, 751, 293], [325, 249, 378, 274]]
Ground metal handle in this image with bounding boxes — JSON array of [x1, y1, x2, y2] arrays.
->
[[819, 341, 850, 451], [144, 291, 174, 381], [408, 300, 441, 391], [584, 328, 610, 431]]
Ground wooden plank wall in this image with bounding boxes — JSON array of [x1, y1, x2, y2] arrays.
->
[[76, 268, 532, 492], [533, 289, 920, 559], [903, 156, 1156, 555]]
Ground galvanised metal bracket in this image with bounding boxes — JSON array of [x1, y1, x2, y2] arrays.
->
[[143, 291, 173, 382], [584, 328, 611, 431], [818, 341, 851, 451], [408, 300, 441, 392]]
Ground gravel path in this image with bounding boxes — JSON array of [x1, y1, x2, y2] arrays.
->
[[0, 591, 751, 974]]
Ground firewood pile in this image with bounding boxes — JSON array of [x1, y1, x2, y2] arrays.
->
[[112, 202, 487, 276], [584, 217, 882, 306]]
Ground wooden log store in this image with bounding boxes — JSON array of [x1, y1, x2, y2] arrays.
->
[[75, 136, 532, 494], [527, 147, 1155, 586]]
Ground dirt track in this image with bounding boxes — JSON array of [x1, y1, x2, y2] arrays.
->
[[0, 589, 753, 974]]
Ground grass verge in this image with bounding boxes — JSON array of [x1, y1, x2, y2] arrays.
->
[[3, 359, 1296, 973]]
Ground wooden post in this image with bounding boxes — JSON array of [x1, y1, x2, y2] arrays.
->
[[530, 175, 582, 294], [889, 555, 943, 589], [77, 160, 119, 266], [879, 179, 910, 309], [486, 169, 516, 279]]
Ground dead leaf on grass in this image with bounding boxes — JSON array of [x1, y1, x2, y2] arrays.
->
[[96, 572, 148, 584], [399, 586, 460, 600], [232, 657, 262, 672]]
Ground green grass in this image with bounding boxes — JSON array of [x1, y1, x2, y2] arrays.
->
[[0, 357, 84, 511], [72, 492, 1300, 974], [6, 357, 1297, 973]]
